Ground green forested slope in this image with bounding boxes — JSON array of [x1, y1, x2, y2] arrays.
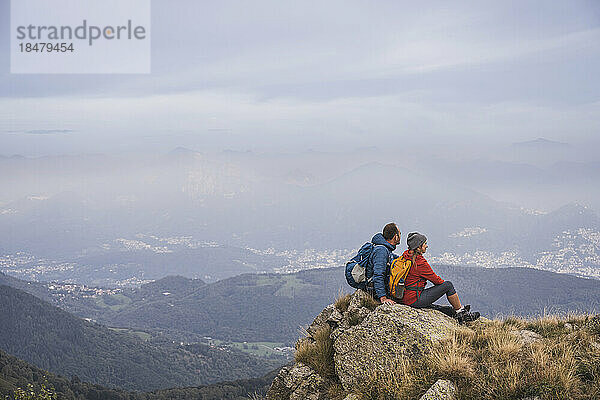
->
[[0, 285, 282, 391], [0, 347, 278, 400]]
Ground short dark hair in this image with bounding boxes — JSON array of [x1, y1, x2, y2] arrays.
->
[[382, 223, 399, 240]]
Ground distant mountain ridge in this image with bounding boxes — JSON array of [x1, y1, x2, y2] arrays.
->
[[511, 137, 570, 148], [8, 264, 598, 345]]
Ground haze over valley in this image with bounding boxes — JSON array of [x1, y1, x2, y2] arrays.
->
[[1, 139, 599, 287]]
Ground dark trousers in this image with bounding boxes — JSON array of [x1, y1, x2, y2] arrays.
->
[[409, 281, 457, 317]]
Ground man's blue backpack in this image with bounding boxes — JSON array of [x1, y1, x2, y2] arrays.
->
[[345, 242, 381, 289]]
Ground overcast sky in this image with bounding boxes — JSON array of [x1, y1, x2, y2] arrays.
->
[[1, 0, 599, 156]]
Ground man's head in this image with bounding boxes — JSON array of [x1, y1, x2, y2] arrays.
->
[[383, 223, 401, 246], [407, 232, 428, 253]]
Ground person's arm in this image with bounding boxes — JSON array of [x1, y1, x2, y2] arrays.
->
[[371, 247, 390, 301], [420, 259, 444, 285]]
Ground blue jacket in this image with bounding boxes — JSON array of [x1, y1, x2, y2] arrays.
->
[[367, 233, 398, 299]]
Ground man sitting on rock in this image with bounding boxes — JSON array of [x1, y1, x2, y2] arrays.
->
[[399, 232, 480, 323], [369, 223, 401, 305]]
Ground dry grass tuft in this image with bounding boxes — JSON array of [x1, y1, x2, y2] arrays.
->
[[431, 313, 600, 400], [524, 314, 567, 338], [583, 315, 600, 336], [501, 315, 526, 330], [326, 382, 348, 400], [334, 291, 351, 313], [359, 294, 380, 311], [294, 324, 349, 399], [352, 313, 600, 400], [295, 325, 336, 380], [488, 330, 523, 361], [356, 356, 431, 400], [564, 311, 591, 326], [427, 332, 476, 381]]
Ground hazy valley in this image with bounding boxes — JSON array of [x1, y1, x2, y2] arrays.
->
[[1, 142, 600, 398]]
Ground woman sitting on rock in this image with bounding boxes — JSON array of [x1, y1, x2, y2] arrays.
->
[[400, 232, 480, 323]]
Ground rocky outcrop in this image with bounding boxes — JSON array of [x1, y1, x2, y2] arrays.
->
[[334, 304, 457, 391], [266, 363, 329, 400], [267, 290, 459, 400], [268, 295, 600, 400], [306, 304, 336, 336]]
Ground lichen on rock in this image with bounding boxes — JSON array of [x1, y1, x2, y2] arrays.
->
[[266, 362, 329, 400], [333, 302, 457, 391]]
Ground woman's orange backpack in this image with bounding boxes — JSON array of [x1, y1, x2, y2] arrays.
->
[[388, 256, 413, 299]]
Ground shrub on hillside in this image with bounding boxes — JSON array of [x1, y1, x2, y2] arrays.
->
[[11, 383, 56, 400]]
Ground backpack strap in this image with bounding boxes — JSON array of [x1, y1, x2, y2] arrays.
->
[[403, 255, 426, 299], [404, 279, 427, 299]]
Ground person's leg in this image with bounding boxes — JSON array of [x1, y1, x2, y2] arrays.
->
[[448, 293, 462, 310], [437, 281, 463, 310], [410, 281, 455, 308]]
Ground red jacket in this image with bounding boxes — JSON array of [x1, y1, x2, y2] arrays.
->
[[400, 250, 444, 305]]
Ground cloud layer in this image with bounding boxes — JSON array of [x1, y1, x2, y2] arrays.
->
[[1, 0, 599, 155]]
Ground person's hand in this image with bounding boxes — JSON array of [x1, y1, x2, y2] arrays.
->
[[380, 296, 396, 305]]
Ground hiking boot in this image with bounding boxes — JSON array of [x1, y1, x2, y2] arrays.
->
[[464, 311, 480, 322], [454, 305, 469, 316], [456, 309, 480, 324]]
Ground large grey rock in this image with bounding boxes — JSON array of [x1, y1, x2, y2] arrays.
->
[[419, 379, 457, 400], [266, 363, 329, 400], [333, 303, 458, 391]]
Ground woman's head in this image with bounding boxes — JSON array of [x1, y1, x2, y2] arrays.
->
[[407, 232, 428, 254]]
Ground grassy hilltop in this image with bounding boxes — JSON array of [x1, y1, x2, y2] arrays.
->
[[291, 293, 600, 400]]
